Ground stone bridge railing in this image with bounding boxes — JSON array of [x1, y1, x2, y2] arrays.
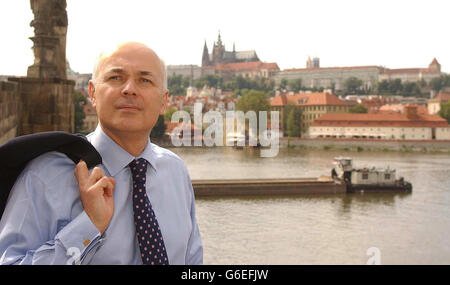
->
[[0, 81, 19, 145]]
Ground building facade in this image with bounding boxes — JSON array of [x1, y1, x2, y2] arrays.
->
[[274, 58, 442, 92], [166, 65, 203, 81], [427, 91, 450, 115], [274, 65, 382, 91], [379, 58, 441, 84], [309, 105, 450, 140], [270, 92, 349, 136], [82, 99, 98, 133], [202, 61, 280, 81]]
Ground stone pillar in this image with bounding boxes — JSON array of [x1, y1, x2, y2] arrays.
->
[[9, 0, 74, 135], [27, 0, 68, 79], [9, 77, 75, 134]]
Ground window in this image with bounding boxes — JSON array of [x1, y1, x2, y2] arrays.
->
[[385, 174, 391, 180], [362, 173, 369, 180]]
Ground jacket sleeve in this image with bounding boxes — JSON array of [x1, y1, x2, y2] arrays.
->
[[0, 169, 102, 265]]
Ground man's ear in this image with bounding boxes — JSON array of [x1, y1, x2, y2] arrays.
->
[[88, 80, 96, 107], [159, 90, 169, 115]]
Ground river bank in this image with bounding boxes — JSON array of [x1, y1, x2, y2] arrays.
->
[[152, 136, 450, 154], [282, 137, 450, 153]]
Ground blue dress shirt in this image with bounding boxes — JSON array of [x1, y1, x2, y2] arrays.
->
[[0, 125, 203, 265]]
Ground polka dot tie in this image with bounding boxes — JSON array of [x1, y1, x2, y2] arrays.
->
[[129, 158, 169, 265]]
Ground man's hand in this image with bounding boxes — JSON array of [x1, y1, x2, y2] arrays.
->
[[74, 160, 115, 234]]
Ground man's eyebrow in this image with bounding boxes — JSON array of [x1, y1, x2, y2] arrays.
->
[[104, 68, 125, 74], [139, 70, 155, 76], [103, 68, 156, 77]]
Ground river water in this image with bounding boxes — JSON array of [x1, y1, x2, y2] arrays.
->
[[168, 146, 450, 265]]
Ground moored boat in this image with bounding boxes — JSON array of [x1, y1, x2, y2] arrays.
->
[[331, 157, 412, 193]]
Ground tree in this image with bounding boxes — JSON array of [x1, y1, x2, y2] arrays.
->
[[164, 107, 177, 122], [150, 115, 166, 138], [349, 103, 368, 113], [285, 105, 302, 137], [389, 79, 403, 95], [377, 80, 390, 95], [236, 90, 270, 113], [343, 77, 363, 94], [438, 101, 450, 123], [280, 78, 288, 90], [288, 78, 302, 92], [443, 74, 450, 87], [168, 74, 188, 96], [430, 77, 443, 92], [402, 82, 422, 97], [236, 90, 270, 141], [73, 90, 86, 133], [204, 74, 221, 87]]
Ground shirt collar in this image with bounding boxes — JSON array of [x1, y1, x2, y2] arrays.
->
[[87, 124, 157, 176]]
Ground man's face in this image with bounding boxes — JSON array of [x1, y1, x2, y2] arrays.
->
[[89, 43, 168, 137]]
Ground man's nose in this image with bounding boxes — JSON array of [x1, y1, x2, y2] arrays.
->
[[121, 79, 137, 96]]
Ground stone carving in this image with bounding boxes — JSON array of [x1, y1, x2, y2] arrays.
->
[[28, 0, 68, 79]]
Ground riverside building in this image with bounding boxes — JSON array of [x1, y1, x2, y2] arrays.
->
[[309, 105, 450, 140], [270, 92, 349, 137]]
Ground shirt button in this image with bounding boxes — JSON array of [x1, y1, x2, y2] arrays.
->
[[83, 239, 91, 247]]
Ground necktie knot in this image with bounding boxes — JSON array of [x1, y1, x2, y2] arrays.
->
[[129, 158, 148, 176]]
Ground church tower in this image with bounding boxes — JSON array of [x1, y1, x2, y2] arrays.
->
[[202, 40, 210, 67], [306, 56, 312, 68], [212, 31, 225, 65], [429, 58, 441, 72]]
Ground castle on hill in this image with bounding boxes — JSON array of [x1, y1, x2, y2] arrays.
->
[[201, 32, 259, 67]]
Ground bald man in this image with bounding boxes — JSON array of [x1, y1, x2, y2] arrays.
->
[[0, 42, 203, 265]]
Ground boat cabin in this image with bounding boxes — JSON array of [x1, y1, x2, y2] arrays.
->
[[351, 167, 397, 185]]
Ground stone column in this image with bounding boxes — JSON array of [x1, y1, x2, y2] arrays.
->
[[10, 0, 75, 135]]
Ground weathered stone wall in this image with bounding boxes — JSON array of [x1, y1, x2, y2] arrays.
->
[[167, 65, 202, 80], [8, 77, 75, 135], [0, 81, 19, 144]]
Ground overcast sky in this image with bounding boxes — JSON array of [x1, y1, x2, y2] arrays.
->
[[0, 0, 449, 76]]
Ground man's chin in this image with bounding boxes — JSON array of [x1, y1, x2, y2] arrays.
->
[[102, 120, 151, 134]]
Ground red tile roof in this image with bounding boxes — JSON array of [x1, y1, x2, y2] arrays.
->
[[270, 92, 348, 107], [434, 92, 450, 101], [379, 104, 428, 114], [430, 58, 440, 66], [311, 112, 449, 128]]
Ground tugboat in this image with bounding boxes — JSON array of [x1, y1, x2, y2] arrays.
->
[[331, 157, 412, 193]]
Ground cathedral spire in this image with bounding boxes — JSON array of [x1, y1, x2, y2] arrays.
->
[[217, 30, 223, 47], [202, 40, 210, 67]]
